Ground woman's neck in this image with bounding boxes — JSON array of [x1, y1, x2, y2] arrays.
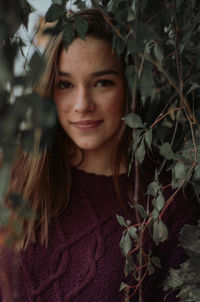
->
[[70, 148, 127, 176]]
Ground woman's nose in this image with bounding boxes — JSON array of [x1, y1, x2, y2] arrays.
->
[[74, 86, 95, 113]]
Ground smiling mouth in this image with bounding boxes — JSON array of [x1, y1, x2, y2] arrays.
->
[[71, 120, 103, 129]]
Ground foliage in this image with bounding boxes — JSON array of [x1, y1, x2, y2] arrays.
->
[[0, 0, 200, 301], [163, 221, 200, 302], [0, 0, 57, 243], [103, 0, 200, 300]]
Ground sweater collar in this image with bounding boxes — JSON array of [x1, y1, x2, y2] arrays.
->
[[70, 167, 128, 192]]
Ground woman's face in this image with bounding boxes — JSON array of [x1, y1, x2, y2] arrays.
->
[[54, 37, 125, 156]]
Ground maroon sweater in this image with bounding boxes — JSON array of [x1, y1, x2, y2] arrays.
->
[[0, 168, 198, 301]]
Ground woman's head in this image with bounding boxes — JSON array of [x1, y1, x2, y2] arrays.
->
[[54, 36, 125, 169], [40, 9, 130, 172]]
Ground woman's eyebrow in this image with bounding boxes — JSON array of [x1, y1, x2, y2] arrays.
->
[[59, 69, 120, 78], [91, 69, 120, 77], [59, 71, 71, 77]]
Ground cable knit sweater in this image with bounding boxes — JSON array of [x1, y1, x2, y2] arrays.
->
[[0, 168, 198, 302]]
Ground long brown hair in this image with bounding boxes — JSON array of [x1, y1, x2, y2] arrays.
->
[[8, 9, 132, 250]]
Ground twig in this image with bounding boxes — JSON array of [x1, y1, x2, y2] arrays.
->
[[173, 0, 184, 108], [150, 107, 181, 129], [160, 159, 197, 219], [170, 107, 181, 146], [94, 5, 126, 41], [142, 54, 197, 125]]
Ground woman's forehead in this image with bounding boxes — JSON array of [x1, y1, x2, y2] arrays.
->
[[58, 37, 123, 74]]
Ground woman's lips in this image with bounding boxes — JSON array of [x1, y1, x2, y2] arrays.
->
[[71, 120, 103, 129]]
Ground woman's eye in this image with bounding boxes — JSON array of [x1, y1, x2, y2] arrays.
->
[[58, 80, 73, 89], [96, 79, 114, 87]]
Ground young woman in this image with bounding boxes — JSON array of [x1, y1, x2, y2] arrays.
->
[[0, 8, 198, 302]]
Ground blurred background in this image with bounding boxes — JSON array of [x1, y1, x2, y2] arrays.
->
[[15, 0, 89, 75]]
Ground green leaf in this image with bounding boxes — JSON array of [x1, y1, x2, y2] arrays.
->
[[176, 0, 184, 10], [74, 17, 88, 40], [122, 113, 144, 129], [29, 51, 46, 84], [174, 161, 186, 180], [138, 64, 157, 103], [193, 165, 200, 181], [154, 43, 164, 63], [147, 181, 161, 197], [115, 7, 128, 24], [136, 139, 146, 164], [63, 21, 75, 49], [187, 83, 200, 95], [52, 0, 63, 4], [21, 130, 35, 153], [125, 65, 134, 91], [127, 36, 135, 54], [152, 192, 165, 212], [116, 214, 127, 227], [128, 226, 138, 240], [127, 9, 135, 22], [147, 261, 155, 275], [0, 207, 11, 226], [163, 267, 183, 291], [45, 4, 64, 22], [0, 164, 11, 202], [159, 143, 177, 160], [9, 193, 28, 209], [151, 208, 159, 220], [17, 209, 36, 219], [112, 33, 126, 58], [120, 232, 132, 256], [132, 129, 144, 149], [124, 254, 135, 276], [133, 204, 148, 219], [144, 129, 152, 151], [150, 256, 162, 268], [20, 0, 35, 29], [179, 224, 200, 254], [153, 220, 168, 244], [119, 282, 128, 292], [139, 0, 148, 14], [126, 219, 132, 226], [74, 0, 88, 10]]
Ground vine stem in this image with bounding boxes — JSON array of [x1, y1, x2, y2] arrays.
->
[[160, 161, 197, 219], [131, 269, 148, 297], [133, 157, 143, 302], [95, 5, 126, 41], [173, 0, 184, 108], [132, 0, 143, 300], [160, 103, 198, 218], [184, 109, 198, 164], [140, 54, 197, 125], [150, 107, 181, 129]]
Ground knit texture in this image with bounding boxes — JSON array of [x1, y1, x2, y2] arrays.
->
[[1, 169, 129, 302], [0, 168, 199, 302]]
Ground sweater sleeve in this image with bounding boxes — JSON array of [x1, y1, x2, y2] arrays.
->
[[0, 247, 24, 302], [0, 247, 14, 302]]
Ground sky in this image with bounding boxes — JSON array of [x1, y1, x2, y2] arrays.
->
[[14, 0, 91, 75], [14, 0, 81, 75], [28, 0, 52, 15], [14, 1, 50, 75]]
